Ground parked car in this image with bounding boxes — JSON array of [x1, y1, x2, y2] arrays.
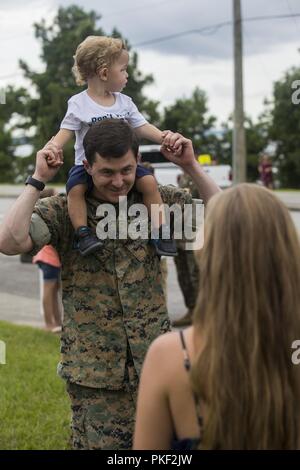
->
[[139, 145, 182, 186]]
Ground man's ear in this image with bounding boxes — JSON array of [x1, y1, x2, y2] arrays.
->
[[83, 159, 92, 175], [98, 67, 108, 81]]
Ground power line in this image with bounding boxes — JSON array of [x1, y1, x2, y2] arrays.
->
[[243, 24, 273, 84], [1, 12, 300, 81], [285, 0, 300, 36], [132, 12, 300, 47]]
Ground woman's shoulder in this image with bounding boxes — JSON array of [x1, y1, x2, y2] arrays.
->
[[147, 328, 194, 364]]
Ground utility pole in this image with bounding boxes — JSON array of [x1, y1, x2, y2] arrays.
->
[[233, 0, 246, 183]]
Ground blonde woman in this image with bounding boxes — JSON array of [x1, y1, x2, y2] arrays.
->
[[134, 184, 300, 450]]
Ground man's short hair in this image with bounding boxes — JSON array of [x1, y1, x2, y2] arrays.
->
[[83, 119, 139, 165]]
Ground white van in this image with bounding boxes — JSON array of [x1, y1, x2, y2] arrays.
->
[[139, 145, 232, 189], [202, 165, 232, 189], [139, 145, 182, 186]]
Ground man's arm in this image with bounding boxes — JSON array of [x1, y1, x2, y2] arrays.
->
[[0, 143, 63, 255], [160, 133, 221, 205]]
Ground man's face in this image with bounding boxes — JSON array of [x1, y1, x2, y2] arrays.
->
[[84, 150, 137, 203]]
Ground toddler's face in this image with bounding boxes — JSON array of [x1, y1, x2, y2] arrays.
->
[[107, 50, 129, 92]]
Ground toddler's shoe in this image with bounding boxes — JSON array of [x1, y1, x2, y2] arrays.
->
[[151, 224, 177, 257], [76, 226, 104, 256]]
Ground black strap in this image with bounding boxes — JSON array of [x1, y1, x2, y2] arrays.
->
[[178, 330, 204, 436], [179, 329, 191, 371]]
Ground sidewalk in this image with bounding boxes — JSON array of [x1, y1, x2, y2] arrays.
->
[[273, 191, 300, 211]]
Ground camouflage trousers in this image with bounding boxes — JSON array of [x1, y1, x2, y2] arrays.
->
[[174, 248, 200, 310], [66, 347, 139, 450]]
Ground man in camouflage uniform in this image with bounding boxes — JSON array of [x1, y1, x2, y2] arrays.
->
[[0, 120, 220, 450], [172, 172, 200, 328]]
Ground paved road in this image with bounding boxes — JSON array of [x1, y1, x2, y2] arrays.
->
[[1, 193, 300, 328]]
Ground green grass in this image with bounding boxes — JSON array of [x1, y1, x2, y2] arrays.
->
[[0, 321, 70, 450]]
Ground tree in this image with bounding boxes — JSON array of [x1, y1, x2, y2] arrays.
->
[[14, 5, 159, 182], [0, 86, 31, 182], [269, 66, 300, 188], [220, 115, 269, 182], [161, 87, 217, 156]]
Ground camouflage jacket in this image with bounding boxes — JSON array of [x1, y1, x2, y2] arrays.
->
[[178, 173, 200, 199], [29, 185, 193, 389]]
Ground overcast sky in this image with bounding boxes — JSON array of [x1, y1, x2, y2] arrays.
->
[[1, 0, 300, 124]]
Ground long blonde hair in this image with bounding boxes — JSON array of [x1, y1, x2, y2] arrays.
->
[[191, 183, 300, 449]]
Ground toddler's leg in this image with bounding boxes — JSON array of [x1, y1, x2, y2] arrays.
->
[[68, 184, 88, 231], [136, 175, 165, 229], [136, 175, 177, 257], [68, 184, 104, 256]]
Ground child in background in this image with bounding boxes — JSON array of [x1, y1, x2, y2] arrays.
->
[[49, 36, 177, 257], [32, 189, 62, 333]]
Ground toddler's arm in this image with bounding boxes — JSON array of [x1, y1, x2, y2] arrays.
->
[[135, 123, 164, 144], [47, 129, 74, 165], [136, 124, 182, 155], [52, 129, 74, 148]]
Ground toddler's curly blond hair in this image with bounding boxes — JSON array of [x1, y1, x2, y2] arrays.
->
[[72, 36, 127, 85]]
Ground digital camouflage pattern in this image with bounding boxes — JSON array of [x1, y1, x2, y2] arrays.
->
[[29, 185, 194, 390], [67, 344, 138, 450], [177, 172, 200, 199]]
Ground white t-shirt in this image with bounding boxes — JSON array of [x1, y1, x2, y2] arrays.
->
[[60, 90, 147, 165]]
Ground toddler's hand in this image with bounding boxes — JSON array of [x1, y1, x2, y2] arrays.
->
[[162, 130, 175, 151], [46, 155, 57, 167], [162, 130, 183, 155], [44, 137, 63, 168]]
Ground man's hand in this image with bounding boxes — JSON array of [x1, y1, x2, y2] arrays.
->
[[161, 130, 182, 154], [32, 139, 63, 183], [160, 133, 197, 171]]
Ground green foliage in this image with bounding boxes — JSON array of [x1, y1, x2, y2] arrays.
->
[[0, 86, 31, 182], [0, 321, 70, 449], [269, 67, 300, 188], [161, 87, 217, 154], [220, 115, 269, 182]]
